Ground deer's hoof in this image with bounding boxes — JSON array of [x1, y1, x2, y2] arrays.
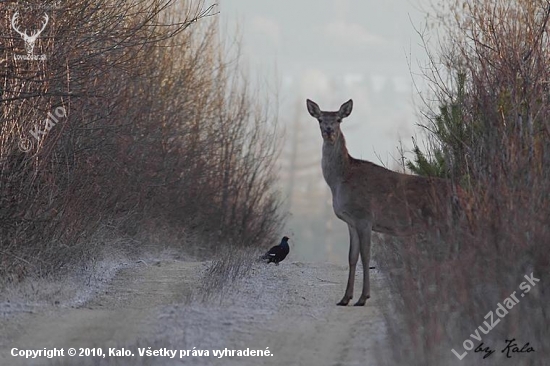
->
[[337, 296, 351, 306], [353, 295, 370, 306]]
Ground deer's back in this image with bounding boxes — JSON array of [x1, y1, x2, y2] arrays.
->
[[331, 159, 456, 235]]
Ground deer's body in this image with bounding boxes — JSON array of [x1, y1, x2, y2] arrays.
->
[[308, 99, 457, 306], [323, 137, 452, 236]]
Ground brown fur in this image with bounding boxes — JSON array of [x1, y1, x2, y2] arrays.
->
[[307, 99, 462, 306]]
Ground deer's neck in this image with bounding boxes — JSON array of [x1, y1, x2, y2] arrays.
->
[[322, 133, 351, 187]]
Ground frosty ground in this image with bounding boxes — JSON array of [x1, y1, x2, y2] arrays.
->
[[0, 253, 388, 366]]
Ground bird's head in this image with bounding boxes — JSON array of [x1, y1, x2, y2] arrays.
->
[[280, 236, 290, 249]]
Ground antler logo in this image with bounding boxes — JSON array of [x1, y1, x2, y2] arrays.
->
[[11, 12, 49, 56]]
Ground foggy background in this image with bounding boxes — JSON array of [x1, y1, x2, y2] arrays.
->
[[219, 0, 431, 262]]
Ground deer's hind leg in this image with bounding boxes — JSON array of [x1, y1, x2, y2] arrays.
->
[[337, 224, 360, 306]]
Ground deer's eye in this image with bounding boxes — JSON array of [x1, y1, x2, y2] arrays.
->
[[318, 119, 323, 123], [337, 118, 342, 123]]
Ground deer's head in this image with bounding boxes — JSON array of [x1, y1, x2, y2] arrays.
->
[[11, 12, 49, 55], [306, 99, 353, 144]]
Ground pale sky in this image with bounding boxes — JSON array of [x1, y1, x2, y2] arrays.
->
[[219, 0, 431, 164]]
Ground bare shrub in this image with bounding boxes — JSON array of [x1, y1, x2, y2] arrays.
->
[[0, 0, 284, 284], [375, 1, 550, 365]]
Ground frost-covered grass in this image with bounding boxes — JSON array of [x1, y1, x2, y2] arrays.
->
[[42, 260, 364, 366]]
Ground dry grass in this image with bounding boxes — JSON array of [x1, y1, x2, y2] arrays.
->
[[199, 246, 264, 303]]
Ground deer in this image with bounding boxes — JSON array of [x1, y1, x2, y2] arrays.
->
[[306, 99, 465, 306], [11, 12, 49, 55]]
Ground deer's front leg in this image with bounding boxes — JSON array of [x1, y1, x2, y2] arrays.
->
[[338, 224, 359, 306], [354, 223, 372, 306]]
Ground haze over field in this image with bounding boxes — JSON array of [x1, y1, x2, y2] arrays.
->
[[219, 0, 431, 262]]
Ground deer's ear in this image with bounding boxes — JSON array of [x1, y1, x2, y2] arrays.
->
[[338, 99, 353, 118], [306, 99, 321, 118]]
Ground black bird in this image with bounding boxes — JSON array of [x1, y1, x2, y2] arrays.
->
[[261, 236, 290, 264]]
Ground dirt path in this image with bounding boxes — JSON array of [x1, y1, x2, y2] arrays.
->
[[234, 262, 389, 366], [251, 303, 386, 366], [1, 260, 203, 365], [0, 259, 388, 366]]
